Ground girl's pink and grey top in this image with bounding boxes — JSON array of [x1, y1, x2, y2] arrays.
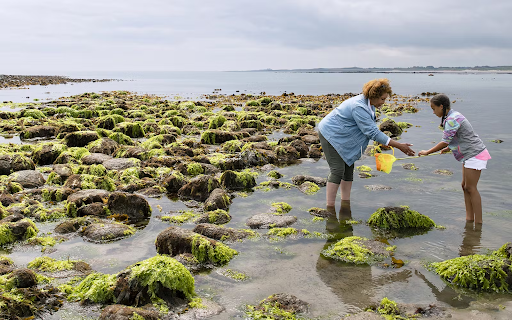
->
[[442, 110, 491, 162]]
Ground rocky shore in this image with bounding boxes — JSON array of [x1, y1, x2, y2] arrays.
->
[[0, 74, 116, 89]]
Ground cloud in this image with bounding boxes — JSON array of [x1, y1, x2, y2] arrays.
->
[[1, 0, 511, 72]]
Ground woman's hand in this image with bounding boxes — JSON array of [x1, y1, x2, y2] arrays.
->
[[418, 150, 429, 156], [397, 143, 415, 156]]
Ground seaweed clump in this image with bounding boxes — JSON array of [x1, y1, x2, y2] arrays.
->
[[367, 206, 436, 230], [429, 243, 512, 293], [321, 236, 395, 265]]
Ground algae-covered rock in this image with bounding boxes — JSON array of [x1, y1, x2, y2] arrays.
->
[[178, 175, 221, 202], [246, 293, 309, 319], [321, 236, 395, 264], [291, 175, 327, 187], [220, 170, 256, 190], [99, 304, 160, 320], [430, 242, 512, 292], [193, 223, 256, 241], [67, 189, 110, 207], [107, 192, 151, 221], [10, 170, 45, 188], [246, 213, 297, 229], [194, 209, 232, 225], [365, 184, 392, 191], [81, 152, 113, 165], [433, 169, 453, 176], [155, 226, 237, 265], [0, 218, 38, 246], [64, 130, 100, 147], [204, 188, 231, 211], [297, 181, 320, 195], [367, 206, 436, 230], [81, 222, 136, 242]]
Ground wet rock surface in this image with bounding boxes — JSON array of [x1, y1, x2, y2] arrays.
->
[[246, 213, 297, 229]]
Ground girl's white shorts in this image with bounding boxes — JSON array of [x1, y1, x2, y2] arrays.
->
[[464, 157, 488, 170]]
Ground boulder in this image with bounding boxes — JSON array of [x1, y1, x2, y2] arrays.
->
[[88, 137, 119, 155], [194, 210, 232, 225], [81, 153, 113, 165], [291, 175, 327, 187], [289, 140, 308, 158], [302, 134, 320, 144], [64, 131, 100, 147], [308, 145, 322, 158], [193, 223, 254, 241], [204, 188, 231, 211], [99, 305, 160, 320], [54, 217, 92, 234], [246, 213, 297, 229], [10, 170, 45, 188], [67, 189, 110, 207], [107, 192, 151, 221], [53, 164, 73, 178], [8, 268, 38, 288], [178, 175, 220, 202], [155, 226, 237, 265], [103, 158, 139, 171], [22, 125, 57, 139], [220, 170, 256, 191], [77, 202, 109, 217], [81, 222, 134, 242], [379, 120, 402, 137]]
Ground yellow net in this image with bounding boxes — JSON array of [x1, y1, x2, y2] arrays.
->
[[375, 147, 397, 174]]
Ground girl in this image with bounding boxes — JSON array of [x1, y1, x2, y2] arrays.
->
[[419, 94, 490, 224]]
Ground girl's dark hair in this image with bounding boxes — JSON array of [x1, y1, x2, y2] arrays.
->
[[431, 94, 451, 126]]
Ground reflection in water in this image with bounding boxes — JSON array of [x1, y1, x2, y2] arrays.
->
[[316, 201, 412, 311], [459, 222, 482, 256]]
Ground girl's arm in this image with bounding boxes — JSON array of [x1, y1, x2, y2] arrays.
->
[[418, 142, 448, 156]]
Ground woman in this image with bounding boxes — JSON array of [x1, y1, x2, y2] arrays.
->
[[318, 78, 415, 208]]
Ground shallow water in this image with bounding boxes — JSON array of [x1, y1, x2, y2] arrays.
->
[[2, 72, 512, 319]]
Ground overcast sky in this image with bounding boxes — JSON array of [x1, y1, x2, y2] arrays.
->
[[2, 0, 511, 72]]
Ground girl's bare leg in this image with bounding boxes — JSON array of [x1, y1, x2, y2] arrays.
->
[[462, 166, 482, 223], [340, 180, 352, 200]]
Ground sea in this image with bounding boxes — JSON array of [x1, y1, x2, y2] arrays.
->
[[1, 71, 512, 319]]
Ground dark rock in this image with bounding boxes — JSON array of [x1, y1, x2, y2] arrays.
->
[[246, 213, 297, 229], [64, 131, 100, 147], [88, 137, 119, 155], [193, 223, 254, 241], [379, 120, 402, 137], [0, 193, 17, 207], [107, 192, 151, 221], [53, 164, 73, 178], [54, 217, 92, 234], [204, 188, 232, 211], [291, 175, 326, 187], [256, 293, 309, 314], [220, 170, 256, 190], [10, 170, 45, 188], [194, 210, 232, 225], [22, 125, 57, 139], [103, 158, 139, 171], [81, 222, 134, 242], [289, 140, 308, 158], [77, 202, 108, 217], [99, 305, 160, 320], [81, 153, 113, 165], [162, 174, 187, 193], [308, 144, 322, 158], [0, 155, 10, 175], [0, 213, 25, 224], [67, 189, 110, 207], [178, 175, 220, 202], [274, 145, 300, 164], [8, 268, 37, 288], [245, 135, 267, 142], [302, 134, 320, 144]]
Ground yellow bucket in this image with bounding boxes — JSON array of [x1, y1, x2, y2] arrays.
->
[[375, 147, 397, 174]]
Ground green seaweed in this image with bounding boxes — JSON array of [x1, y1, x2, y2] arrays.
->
[[368, 206, 436, 230], [321, 236, 393, 264], [191, 235, 238, 265]]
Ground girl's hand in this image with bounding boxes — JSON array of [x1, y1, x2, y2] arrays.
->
[[440, 147, 451, 154], [418, 150, 429, 156]]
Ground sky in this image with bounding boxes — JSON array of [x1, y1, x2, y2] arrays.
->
[[2, 0, 511, 72]]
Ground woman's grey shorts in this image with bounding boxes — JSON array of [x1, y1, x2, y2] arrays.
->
[[319, 131, 354, 183]]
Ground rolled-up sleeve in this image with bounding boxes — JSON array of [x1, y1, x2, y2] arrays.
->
[[352, 106, 390, 145], [442, 119, 460, 144]]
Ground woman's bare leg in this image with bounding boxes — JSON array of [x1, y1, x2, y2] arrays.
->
[[340, 180, 352, 200], [462, 165, 473, 222], [326, 182, 340, 208]]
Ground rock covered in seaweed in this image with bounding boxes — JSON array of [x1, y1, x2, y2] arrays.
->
[[321, 236, 395, 265], [367, 206, 436, 230], [245, 293, 309, 319], [155, 226, 237, 265], [430, 242, 512, 292], [193, 223, 256, 241]]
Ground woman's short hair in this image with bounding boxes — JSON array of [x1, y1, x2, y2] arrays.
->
[[362, 78, 393, 99], [430, 94, 451, 109]]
